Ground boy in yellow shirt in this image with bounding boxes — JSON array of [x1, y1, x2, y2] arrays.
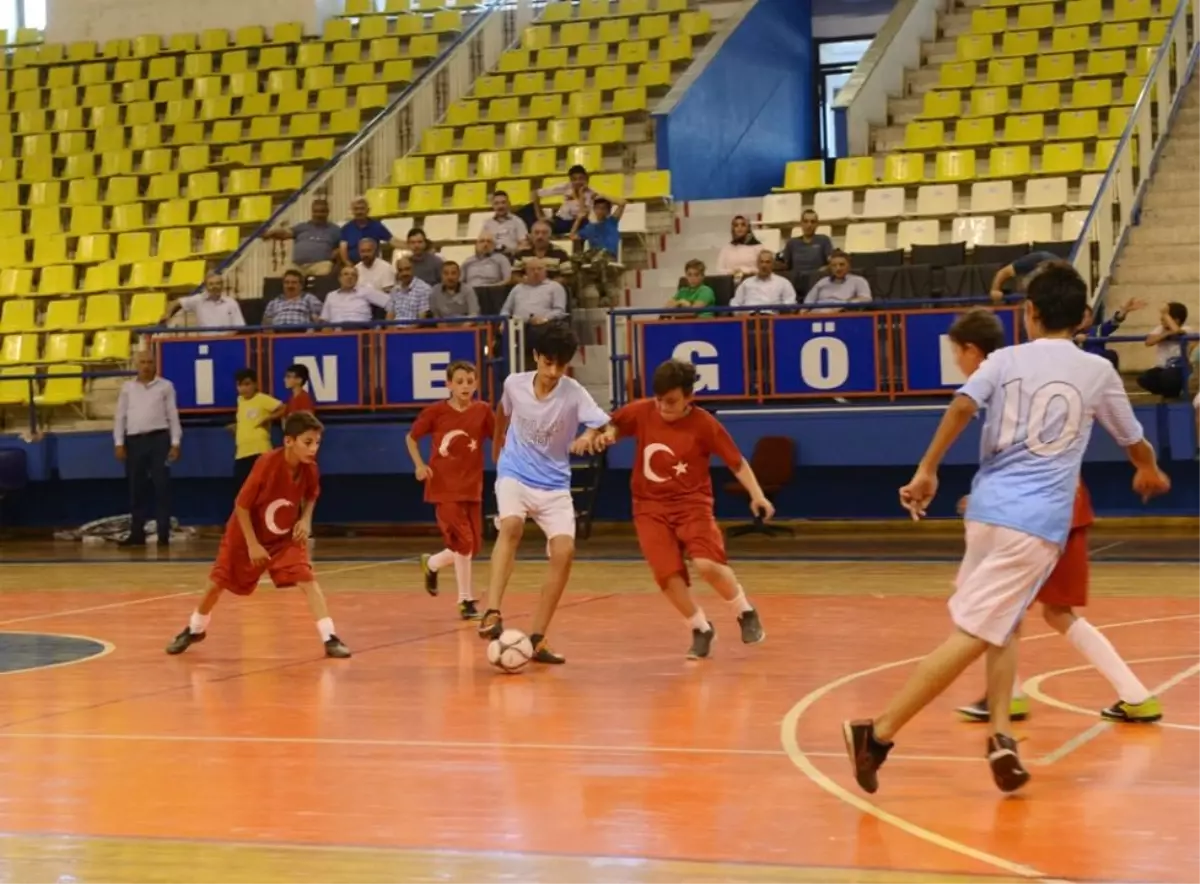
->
[[231, 368, 286, 489]]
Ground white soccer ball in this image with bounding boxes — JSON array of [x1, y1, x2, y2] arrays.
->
[[487, 629, 534, 674]]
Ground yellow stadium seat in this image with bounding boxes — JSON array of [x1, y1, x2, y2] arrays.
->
[[41, 298, 81, 331], [104, 177, 139, 206], [22, 156, 55, 184], [636, 14, 669, 41], [0, 334, 38, 364], [316, 87, 348, 114], [126, 292, 167, 326], [497, 49, 528, 72], [1042, 141, 1085, 174], [120, 81, 152, 103], [567, 145, 602, 171], [546, 118, 580, 146], [475, 75, 507, 99], [0, 211, 19, 239], [1033, 53, 1076, 82], [29, 207, 62, 238], [921, 90, 962, 119], [0, 239, 28, 269], [552, 69, 586, 94], [833, 157, 875, 188], [330, 41, 363, 65], [477, 151, 512, 179], [579, 0, 609, 17], [80, 62, 109, 86], [971, 7, 1009, 32], [599, 19, 631, 43], [985, 145, 1031, 178], [904, 120, 944, 150], [69, 206, 105, 236], [1101, 23, 1144, 49], [586, 173, 623, 201], [658, 35, 693, 63], [41, 333, 85, 364], [576, 44, 610, 67], [90, 330, 132, 362], [535, 47, 570, 70], [530, 94, 563, 119], [637, 61, 672, 88], [0, 270, 34, 298], [155, 229, 193, 263], [237, 196, 273, 223], [1017, 3, 1055, 29], [82, 262, 121, 294], [0, 300, 37, 332], [202, 226, 240, 256], [521, 148, 558, 178], [288, 114, 322, 138], [406, 184, 444, 214], [1001, 112, 1044, 142], [117, 232, 153, 264], [250, 116, 283, 141], [452, 183, 489, 210], [74, 234, 112, 264], [35, 364, 86, 407], [228, 169, 263, 195], [421, 128, 455, 154], [1055, 109, 1099, 140], [461, 125, 497, 152], [177, 145, 211, 173], [568, 90, 603, 118], [940, 61, 978, 89], [969, 86, 1010, 116], [586, 117, 624, 144], [1120, 75, 1145, 104], [1072, 79, 1112, 108], [1117, 0, 1155, 18], [408, 35, 440, 59], [883, 153, 925, 184], [357, 84, 388, 111], [1064, 0, 1102, 25], [0, 368, 32, 407], [38, 265, 77, 298], [680, 10, 711, 36], [447, 101, 479, 127], [1087, 49, 1127, 77], [81, 293, 124, 328], [210, 119, 244, 144], [139, 149, 174, 177], [1021, 82, 1062, 112], [236, 25, 265, 46], [1001, 30, 1040, 56], [146, 173, 180, 202], [515, 72, 548, 96], [302, 139, 336, 162], [505, 121, 541, 149], [953, 116, 995, 146], [612, 87, 648, 114], [625, 170, 666, 201], [987, 57, 1026, 86], [434, 154, 469, 183], [617, 41, 650, 65], [359, 18, 389, 41], [110, 203, 146, 233], [559, 22, 591, 47], [935, 149, 977, 181], [595, 65, 627, 92], [619, 0, 650, 13], [167, 260, 206, 290], [303, 66, 336, 92], [194, 199, 230, 225], [153, 200, 192, 229]]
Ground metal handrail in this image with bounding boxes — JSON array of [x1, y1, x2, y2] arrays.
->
[[134, 314, 511, 335]]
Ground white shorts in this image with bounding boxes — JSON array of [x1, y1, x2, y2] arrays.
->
[[495, 476, 576, 540], [949, 521, 1061, 646]]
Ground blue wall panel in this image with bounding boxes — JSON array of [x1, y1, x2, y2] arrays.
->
[[654, 0, 814, 200]]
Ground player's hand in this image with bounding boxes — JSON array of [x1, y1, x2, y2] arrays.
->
[[1122, 296, 1147, 313], [247, 542, 270, 566], [415, 464, 432, 482], [293, 520, 312, 543], [570, 433, 599, 456], [989, 289, 1005, 302], [750, 496, 775, 521], [114, 445, 126, 461], [1132, 466, 1171, 503], [899, 468, 938, 520], [167, 445, 180, 463], [956, 495, 969, 516]]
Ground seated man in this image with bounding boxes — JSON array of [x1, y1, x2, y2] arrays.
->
[[461, 232, 512, 288], [429, 260, 480, 320], [731, 250, 798, 311], [387, 257, 434, 321], [802, 250, 872, 313], [513, 220, 572, 279], [500, 257, 567, 324]]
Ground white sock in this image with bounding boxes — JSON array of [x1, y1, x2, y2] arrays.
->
[[189, 611, 210, 634], [1013, 672, 1024, 698], [316, 617, 335, 642], [727, 587, 753, 614], [687, 610, 710, 633], [453, 553, 473, 602], [1067, 617, 1151, 704], [428, 548, 455, 572]]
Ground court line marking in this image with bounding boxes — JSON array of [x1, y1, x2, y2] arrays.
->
[[1030, 657, 1200, 766], [0, 632, 115, 677], [779, 612, 1199, 881], [1088, 541, 1126, 556]]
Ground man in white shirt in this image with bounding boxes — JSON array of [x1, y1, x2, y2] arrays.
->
[[163, 274, 246, 330], [355, 238, 396, 292], [480, 190, 528, 254], [731, 251, 798, 310], [319, 266, 389, 324]]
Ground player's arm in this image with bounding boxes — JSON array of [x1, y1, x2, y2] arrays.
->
[[989, 263, 1016, 300], [900, 394, 979, 520], [1094, 366, 1171, 501], [294, 497, 317, 543], [406, 409, 434, 479], [492, 403, 510, 464], [263, 402, 287, 427], [233, 505, 269, 564], [711, 417, 774, 519], [569, 387, 612, 455]]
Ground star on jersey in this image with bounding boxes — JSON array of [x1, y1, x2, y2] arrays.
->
[[642, 442, 685, 483], [672, 462, 688, 476], [438, 429, 477, 457]]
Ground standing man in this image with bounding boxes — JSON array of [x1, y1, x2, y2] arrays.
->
[[355, 238, 397, 292], [163, 274, 246, 330], [262, 198, 342, 278], [114, 350, 182, 547], [340, 197, 397, 265], [780, 209, 833, 274]]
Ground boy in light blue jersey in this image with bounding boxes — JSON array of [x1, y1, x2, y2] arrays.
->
[[480, 322, 610, 663], [844, 263, 1171, 795]]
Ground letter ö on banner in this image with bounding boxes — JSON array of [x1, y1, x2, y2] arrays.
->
[[194, 343, 215, 406], [413, 350, 453, 400], [798, 322, 850, 391], [671, 341, 719, 392], [293, 355, 338, 402]]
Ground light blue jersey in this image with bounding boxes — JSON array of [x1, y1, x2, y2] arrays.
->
[[959, 338, 1144, 546], [497, 371, 609, 491]]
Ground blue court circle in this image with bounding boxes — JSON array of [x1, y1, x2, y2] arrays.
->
[[0, 632, 109, 674]]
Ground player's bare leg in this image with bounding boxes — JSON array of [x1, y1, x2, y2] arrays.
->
[[480, 516, 523, 639], [165, 583, 222, 654], [694, 557, 764, 645], [659, 573, 714, 659], [985, 634, 1029, 792], [297, 580, 351, 658], [527, 533, 574, 664]]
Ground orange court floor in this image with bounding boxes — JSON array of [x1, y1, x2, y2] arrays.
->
[[0, 524, 1196, 883]]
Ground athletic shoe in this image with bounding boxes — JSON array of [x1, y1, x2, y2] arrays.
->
[[738, 609, 765, 644], [529, 634, 565, 664], [478, 609, 503, 640], [1101, 696, 1162, 723], [324, 636, 352, 658], [420, 554, 438, 596], [458, 600, 481, 620], [986, 733, 1030, 793], [842, 719, 891, 794], [956, 695, 1031, 723], [165, 628, 205, 655], [687, 623, 715, 659]]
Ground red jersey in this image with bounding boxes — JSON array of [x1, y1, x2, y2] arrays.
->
[[1071, 482, 1094, 530], [230, 448, 320, 552], [285, 390, 316, 415], [611, 398, 744, 515], [410, 399, 495, 503]]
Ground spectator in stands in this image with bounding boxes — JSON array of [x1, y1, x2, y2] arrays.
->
[[802, 250, 872, 312], [355, 237, 396, 292], [406, 227, 444, 287], [514, 220, 571, 278], [570, 196, 625, 256], [529, 164, 599, 235], [1075, 296, 1147, 369], [668, 259, 716, 316], [114, 349, 181, 548], [1138, 302, 1192, 399], [988, 250, 1060, 301], [387, 257, 434, 321], [163, 273, 246, 329], [429, 260, 480, 320], [481, 190, 528, 255], [340, 197, 396, 265], [320, 266, 389, 324], [262, 199, 341, 277], [499, 257, 567, 323], [263, 269, 323, 328], [716, 216, 763, 279], [461, 232, 512, 287], [730, 250, 798, 310], [780, 209, 833, 274]]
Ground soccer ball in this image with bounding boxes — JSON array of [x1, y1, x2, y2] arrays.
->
[[487, 629, 534, 674]]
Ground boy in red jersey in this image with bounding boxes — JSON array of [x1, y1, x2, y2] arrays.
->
[[283, 363, 316, 415], [948, 310, 1163, 724], [407, 360, 495, 620], [164, 411, 351, 658], [598, 359, 772, 659]]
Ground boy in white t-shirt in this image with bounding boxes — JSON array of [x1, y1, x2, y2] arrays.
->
[[1137, 301, 1190, 398]]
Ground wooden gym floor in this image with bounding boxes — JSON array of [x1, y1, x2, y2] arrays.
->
[[0, 524, 1196, 883]]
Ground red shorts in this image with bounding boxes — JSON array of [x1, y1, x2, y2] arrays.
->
[[435, 501, 482, 557], [210, 536, 314, 596], [1036, 526, 1088, 608], [634, 509, 726, 588]]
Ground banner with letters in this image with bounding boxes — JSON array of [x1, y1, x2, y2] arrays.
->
[[267, 332, 367, 410], [770, 314, 880, 396], [157, 336, 255, 412], [901, 308, 1019, 394], [637, 319, 749, 399], [380, 326, 485, 406]]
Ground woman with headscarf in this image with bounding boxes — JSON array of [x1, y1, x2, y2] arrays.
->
[[716, 215, 762, 279]]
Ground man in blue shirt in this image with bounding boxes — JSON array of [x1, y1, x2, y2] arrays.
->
[[339, 196, 397, 265], [988, 250, 1060, 301], [570, 196, 624, 257], [843, 263, 1170, 796]]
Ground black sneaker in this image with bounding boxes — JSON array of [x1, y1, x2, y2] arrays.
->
[[956, 696, 1031, 723], [324, 635, 352, 658], [687, 623, 715, 659], [118, 536, 146, 548], [738, 609, 765, 644], [458, 599, 481, 620], [420, 554, 438, 596], [530, 634, 565, 664], [986, 733, 1030, 793], [165, 628, 204, 655], [842, 719, 892, 794], [478, 609, 503, 639]]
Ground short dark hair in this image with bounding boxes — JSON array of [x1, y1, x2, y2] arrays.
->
[[446, 359, 477, 379], [283, 269, 304, 283], [442, 260, 460, 271], [593, 197, 611, 210], [948, 309, 1006, 356], [828, 249, 850, 262], [235, 368, 258, 384], [492, 189, 509, 200], [531, 321, 579, 366], [285, 363, 310, 385], [407, 227, 427, 241], [283, 411, 323, 438], [684, 259, 705, 274], [567, 164, 588, 178], [801, 209, 819, 220], [1167, 301, 1188, 325], [1025, 261, 1088, 332], [652, 359, 698, 397]]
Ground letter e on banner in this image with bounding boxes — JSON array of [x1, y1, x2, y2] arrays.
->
[[413, 351, 452, 399]]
